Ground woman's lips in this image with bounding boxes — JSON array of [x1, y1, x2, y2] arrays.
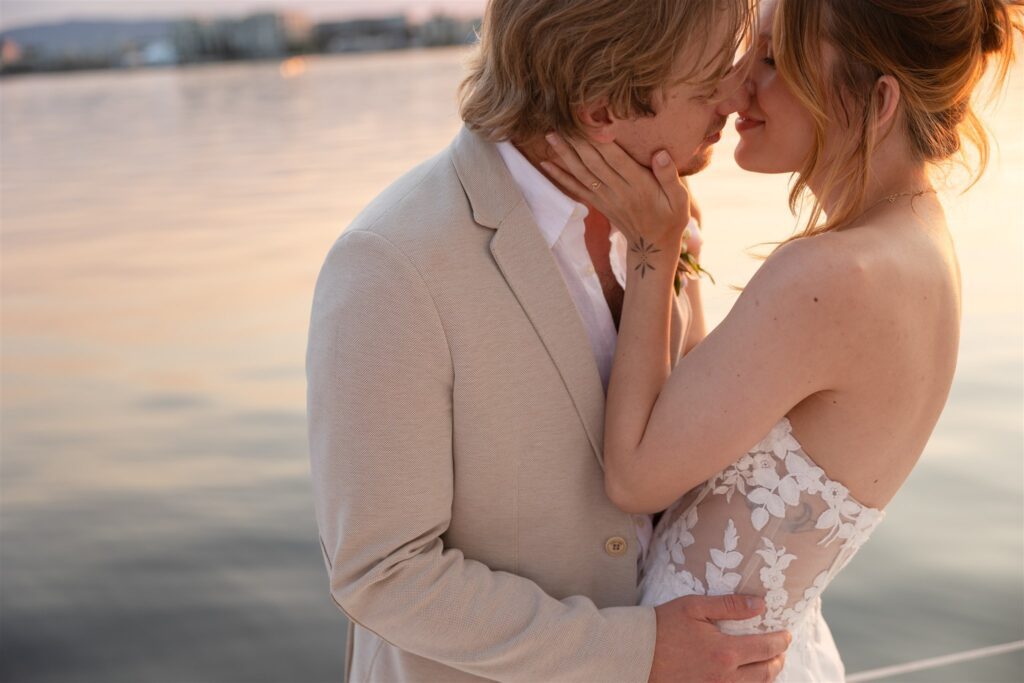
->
[[736, 116, 765, 133]]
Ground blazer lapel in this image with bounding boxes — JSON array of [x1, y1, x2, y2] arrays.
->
[[451, 127, 609, 468]]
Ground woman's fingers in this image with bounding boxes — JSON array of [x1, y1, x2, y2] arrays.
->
[[540, 159, 630, 239], [545, 133, 608, 192], [541, 133, 689, 244], [538, 160, 595, 204], [651, 150, 690, 218], [563, 135, 626, 188], [590, 139, 642, 186]]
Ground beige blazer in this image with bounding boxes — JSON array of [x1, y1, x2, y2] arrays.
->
[[306, 126, 688, 682]]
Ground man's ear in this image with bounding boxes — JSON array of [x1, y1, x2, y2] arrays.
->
[[577, 99, 617, 143], [873, 75, 901, 137]]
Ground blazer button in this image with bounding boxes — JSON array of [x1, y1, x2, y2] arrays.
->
[[605, 536, 628, 557]]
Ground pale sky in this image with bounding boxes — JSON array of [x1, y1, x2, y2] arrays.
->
[[0, 1, 488, 31]]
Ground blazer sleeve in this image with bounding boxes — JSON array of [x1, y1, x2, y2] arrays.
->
[[306, 229, 657, 683]]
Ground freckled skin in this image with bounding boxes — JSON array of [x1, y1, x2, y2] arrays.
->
[[602, 13, 739, 176], [584, 0, 964, 560]]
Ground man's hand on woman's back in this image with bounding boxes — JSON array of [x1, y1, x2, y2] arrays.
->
[[649, 594, 790, 683]]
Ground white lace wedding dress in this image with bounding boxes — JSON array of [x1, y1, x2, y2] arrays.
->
[[639, 417, 887, 682]]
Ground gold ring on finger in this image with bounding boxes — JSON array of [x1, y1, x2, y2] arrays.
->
[[590, 181, 602, 191]]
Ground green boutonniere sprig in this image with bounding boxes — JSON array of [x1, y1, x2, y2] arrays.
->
[[674, 224, 715, 295]]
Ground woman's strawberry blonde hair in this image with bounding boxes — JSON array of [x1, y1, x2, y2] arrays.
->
[[773, 0, 1024, 238], [459, 0, 752, 144]]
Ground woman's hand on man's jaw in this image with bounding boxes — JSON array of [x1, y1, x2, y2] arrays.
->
[[540, 133, 691, 251]]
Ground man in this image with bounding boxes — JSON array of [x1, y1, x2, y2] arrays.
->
[[306, 1, 790, 681]]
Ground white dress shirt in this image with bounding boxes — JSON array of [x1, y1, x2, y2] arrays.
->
[[496, 140, 655, 571]]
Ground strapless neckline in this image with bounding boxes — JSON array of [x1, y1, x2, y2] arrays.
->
[[773, 416, 886, 515], [640, 413, 891, 677], [654, 415, 890, 556]]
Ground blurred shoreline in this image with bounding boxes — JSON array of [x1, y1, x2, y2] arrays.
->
[[0, 11, 480, 78]]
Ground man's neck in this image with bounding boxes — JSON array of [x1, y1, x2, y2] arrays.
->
[[517, 135, 620, 269], [513, 136, 588, 205], [511, 138, 623, 321], [512, 136, 616, 243], [583, 209, 614, 270]]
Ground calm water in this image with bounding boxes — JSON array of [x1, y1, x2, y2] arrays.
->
[[1, 47, 1021, 683]]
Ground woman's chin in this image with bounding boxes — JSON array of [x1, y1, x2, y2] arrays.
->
[[733, 147, 761, 172], [733, 144, 794, 174]]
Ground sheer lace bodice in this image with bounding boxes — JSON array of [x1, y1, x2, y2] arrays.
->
[[640, 417, 886, 657]]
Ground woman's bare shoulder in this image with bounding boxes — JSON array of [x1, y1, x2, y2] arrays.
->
[[744, 232, 875, 317], [745, 223, 955, 339]]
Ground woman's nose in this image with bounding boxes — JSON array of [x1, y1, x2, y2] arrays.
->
[[715, 74, 751, 116]]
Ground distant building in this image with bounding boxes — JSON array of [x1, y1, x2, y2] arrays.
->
[[0, 38, 23, 67], [120, 39, 178, 68], [417, 15, 480, 47], [172, 12, 312, 63], [280, 12, 314, 53], [222, 12, 309, 58], [226, 13, 284, 57], [314, 16, 411, 53], [0, 19, 172, 73], [171, 19, 223, 62]]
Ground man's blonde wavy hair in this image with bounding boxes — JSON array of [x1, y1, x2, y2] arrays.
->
[[459, 0, 752, 143]]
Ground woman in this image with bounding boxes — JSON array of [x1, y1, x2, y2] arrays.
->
[[543, 0, 1023, 679]]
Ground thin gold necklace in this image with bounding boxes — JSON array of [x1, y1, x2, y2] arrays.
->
[[861, 188, 937, 216]]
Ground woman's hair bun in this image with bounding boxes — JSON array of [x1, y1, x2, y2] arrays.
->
[[981, 0, 1016, 54]]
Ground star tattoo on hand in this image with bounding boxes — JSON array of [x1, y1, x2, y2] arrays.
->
[[630, 236, 661, 278]]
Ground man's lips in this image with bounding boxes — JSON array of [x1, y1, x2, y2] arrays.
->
[[704, 122, 727, 144], [736, 115, 765, 132]]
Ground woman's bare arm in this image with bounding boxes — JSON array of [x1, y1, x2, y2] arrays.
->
[[544, 135, 855, 514]]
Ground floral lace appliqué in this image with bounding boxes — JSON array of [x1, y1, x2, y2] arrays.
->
[[708, 418, 882, 544], [754, 537, 797, 629], [640, 502, 706, 605], [706, 519, 743, 595], [643, 416, 888, 638]]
